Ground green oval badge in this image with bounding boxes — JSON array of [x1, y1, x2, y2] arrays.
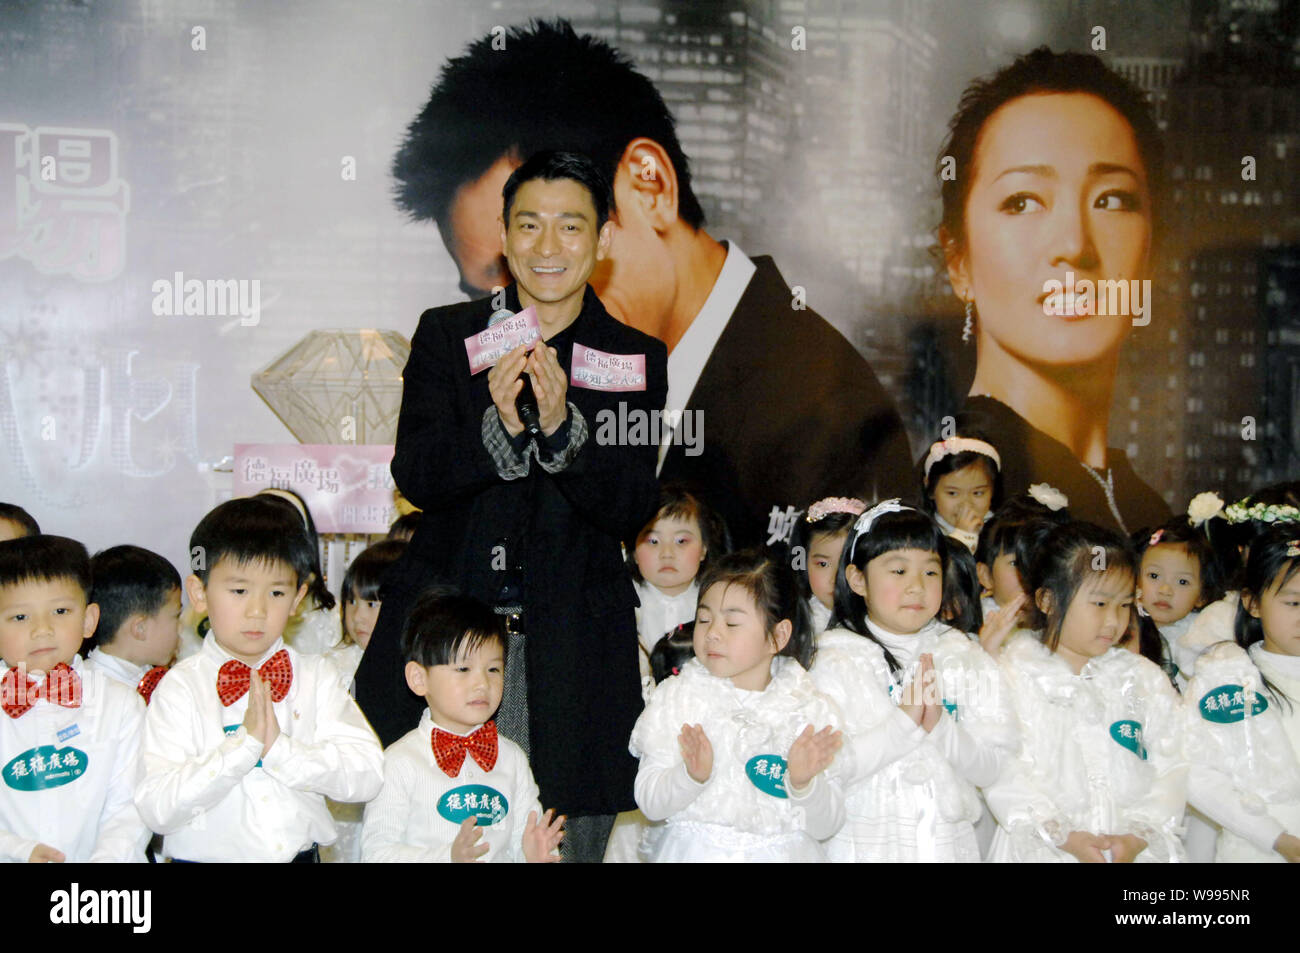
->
[[4, 745, 88, 791], [745, 754, 789, 799], [1198, 683, 1268, 723], [437, 784, 508, 826], [1109, 720, 1148, 760]]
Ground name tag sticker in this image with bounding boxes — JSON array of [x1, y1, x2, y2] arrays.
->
[[745, 754, 789, 799], [56, 724, 80, 743], [4, 745, 88, 791], [437, 784, 509, 826], [1199, 683, 1268, 723], [569, 344, 647, 392], [1109, 719, 1148, 760], [464, 307, 541, 374]]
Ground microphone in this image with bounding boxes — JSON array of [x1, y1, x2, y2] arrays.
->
[[488, 308, 542, 438]]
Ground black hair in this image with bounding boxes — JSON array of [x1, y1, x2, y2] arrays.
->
[[628, 481, 729, 585], [387, 511, 421, 542], [789, 501, 863, 601], [0, 535, 91, 601], [189, 497, 316, 590], [920, 433, 1003, 519], [697, 549, 813, 670], [401, 588, 506, 669], [940, 535, 984, 635], [85, 546, 182, 652], [937, 47, 1164, 261], [1122, 607, 1176, 686], [975, 493, 1072, 598], [1220, 481, 1300, 588], [340, 540, 408, 645], [255, 489, 335, 612], [392, 18, 704, 235], [502, 150, 613, 229], [1235, 523, 1300, 712], [1025, 521, 1137, 651], [831, 505, 948, 674], [649, 621, 695, 685], [1132, 517, 1226, 611], [0, 503, 40, 537]]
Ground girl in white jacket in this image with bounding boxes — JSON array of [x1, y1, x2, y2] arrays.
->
[[1185, 525, 1300, 863], [809, 500, 1017, 862], [630, 550, 845, 862], [987, 521, 1188, 863]]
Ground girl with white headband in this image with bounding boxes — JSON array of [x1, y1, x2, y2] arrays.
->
[[808, 500, 1016, 861], [921, 435, 1001, 553]]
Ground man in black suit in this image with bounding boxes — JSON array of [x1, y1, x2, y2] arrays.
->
[[391, 19, 913, 549], [356, 152, 668, 862]]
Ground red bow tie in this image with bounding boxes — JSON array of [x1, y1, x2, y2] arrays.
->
[[216, 650, 293, 707], [431, 720, 498, 777], [138, 666, 168, 705], [1, 663, 82, 718]]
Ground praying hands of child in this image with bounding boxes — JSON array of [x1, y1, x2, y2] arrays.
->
[[679, 723, 713, 783], [979, 593, 1026, 658], [898, 653, 942, 733], [1061, 830, 1114, 863], [785, 725, 842, 791], [1103, 833, 1148, 863], [242, 671, 280, 755], [522, 808, 565, 863], [950, 501, 984, 535], [28, 843, 64, 863]]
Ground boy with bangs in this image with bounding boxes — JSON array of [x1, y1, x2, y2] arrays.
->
[[0, 535, 149, 862], [134, 497, 384, 862]]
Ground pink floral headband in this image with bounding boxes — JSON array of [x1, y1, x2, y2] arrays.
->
[[806, 497, 867, 524], [923, 437, 1001, 479]]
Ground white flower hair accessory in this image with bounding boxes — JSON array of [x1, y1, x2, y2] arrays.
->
[[1224, 500, 1300, 525], [1186, 492, 1225, 527], [806, 497, 867, 523], [1027, 483, 1068, 512], [850, 498, 915, 549], [922, 437, 1002, 479], [1287, 539, 1300, 559]]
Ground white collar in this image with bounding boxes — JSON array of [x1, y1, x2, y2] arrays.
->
[[657, 241, 757, 472], [864, 616, 939, 672], [638, 579, 699, 606], [1251, 643, 1300, 683], [0, 653, 85, 681], [201, 631, 287, 669], [86, 646, 149, 682], [420, 708, 490, 738]]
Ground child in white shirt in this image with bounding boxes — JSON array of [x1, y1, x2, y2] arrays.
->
[[630, 550, 845, 862], [809, 501, 1017, 862], [134, 496, 384, 862], [0, 535, 149, 862], [790, 497, 864, 636], [629, 483, 726, 674], [361, 590, 564, 862], [83, 545, 182, 705], [1185, 525, 1300, 863], [921, 435, 1001, 552], [987, 521, 1187, 863]]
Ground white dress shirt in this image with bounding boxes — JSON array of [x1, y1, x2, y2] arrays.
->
[[84, 646, 151, 697], [361, 710, 544, 863], [656, 241, 756, 472], [134, 634, 384, 862], [0, 655, 149, 862]]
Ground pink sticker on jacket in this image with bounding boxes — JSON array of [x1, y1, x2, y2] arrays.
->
[[463, 307, 542, 374], [569, 344, 647, 392]]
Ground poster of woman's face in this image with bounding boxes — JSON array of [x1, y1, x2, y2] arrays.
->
[[0, 0, 1295, 563]]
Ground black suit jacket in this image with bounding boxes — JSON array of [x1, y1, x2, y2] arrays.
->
[[660, 255, 914, 548], [354, 285, 668, 815]]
